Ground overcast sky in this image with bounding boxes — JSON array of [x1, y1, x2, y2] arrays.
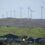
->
[[0, 0, 45, 19]]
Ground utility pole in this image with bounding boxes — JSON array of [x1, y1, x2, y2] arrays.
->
[[27, 7, 29, 28], [30, 8, 33, 28]]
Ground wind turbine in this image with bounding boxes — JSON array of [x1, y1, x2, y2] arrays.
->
[[41, 6, 45, 19], [28, 7, 30, 19], [2, 14, 4, 18], [28, 7, 34, 28], [40, 6, 45, 27], [28, 7, 35, 28], [20, 7, 23, 18], [28, 7, 35, 19], [41, 6, 43, 19], [10, 9, 12, 18], [6, 11, 8, 18], [13, 9, 15, 18]]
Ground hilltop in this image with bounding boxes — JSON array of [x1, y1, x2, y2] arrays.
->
[[0, 18, 45, 28]]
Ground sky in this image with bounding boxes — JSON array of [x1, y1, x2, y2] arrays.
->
[[0, 0, 45, 19]]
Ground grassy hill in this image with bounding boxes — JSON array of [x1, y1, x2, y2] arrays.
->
[[0, 18, 45, 45], [0, 18, 45, 28], [0, 26, 45, 38], [0, 18, 45, 38]]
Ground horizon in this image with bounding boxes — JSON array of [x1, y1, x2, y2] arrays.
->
[[0, 17, 45, 19]]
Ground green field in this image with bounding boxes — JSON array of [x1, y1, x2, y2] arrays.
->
[[0, 26, 45, 38], [0, 26, 45, 45]]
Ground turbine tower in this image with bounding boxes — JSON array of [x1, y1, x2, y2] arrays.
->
[[28, 7, 34, 19], [41, 6, 43, 19], [10, 9, 12, 18], [28, 7, 30, 19], [20, 7, 22, 18], [6, 11, 8, 18], [2, 14, 4, 18], [41, 6, 45, 27], [41, 6, 45, 19], [13, 9, 15, 18], [28, 7, 35, 28]]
